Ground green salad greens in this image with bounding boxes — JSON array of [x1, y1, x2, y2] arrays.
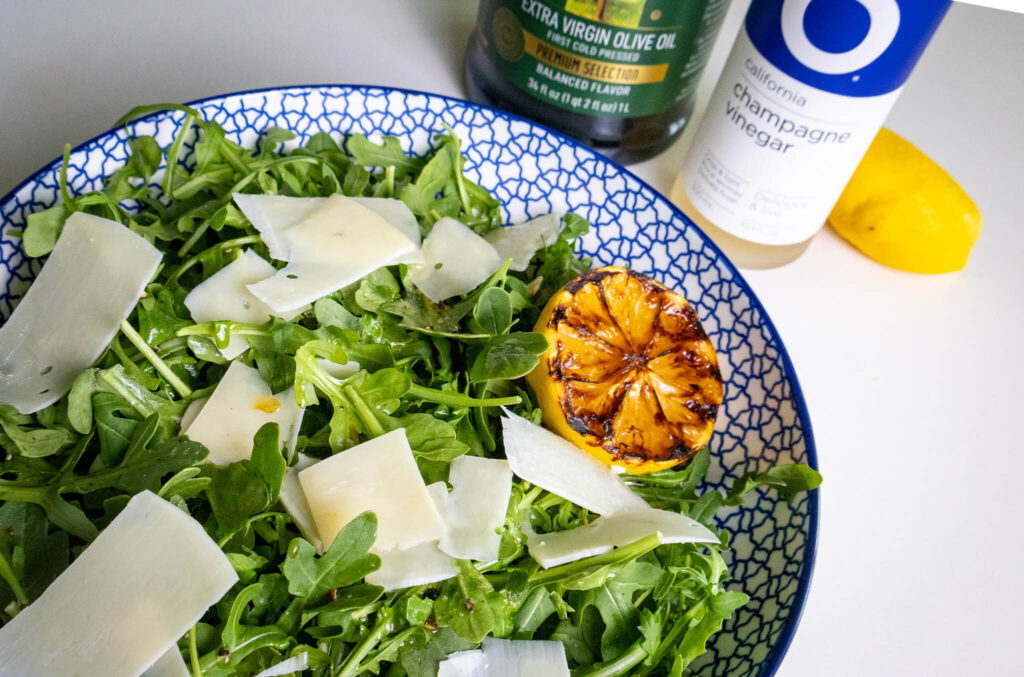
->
[[0, 105, 821, 677]]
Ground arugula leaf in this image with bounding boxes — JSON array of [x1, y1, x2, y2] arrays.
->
[[66, 369, 104, 434], [398, 627, 475, 677], [304, 583, 384, 626], [577, 562, 662, 660], [40, 492, 97, 542], [383, 259, 512, 339], [283, 512, 380, 600], [205, 463, 273, 538], [98, 364, 184, 418], [726, 463, 823, 504], [343, 163, 371, 196], [402, 596, 434, 626], [137, 284, 191, 346], [673, 589, 749, 668], [347, 134, 425, 178], [314, 298, 360, 332], [472, 287, 514, 335], [216, 581, 291, 668], [0, 502, 69, 605], [186, 335, 229, 365], [552, 616, 601, 666], [125, 135, 162, 179], [382, 291, 466, 335], [638, 607, 666, 662], [96, 418, 208, 495], [354, 268, 400, 313], [561, 213, 590, 240], [469, 332, 548, 383], [514, 587, 557, 635], [533, 233, 592, 302], [433, 560, 498, 643], [394, 414, 469, 464], [193, 122, 226, 173], [687, 490, 725, 524], [628, 447, 712, 510], [258, 127, 297, 157], [0, 405, 73, 459], [399, 149, 453, 220], [21, 204, 67, 257], [249, 423, 286, 505], [0, 425, 205, 540], [157, 466, 211, 505], [92, 392, 141, 467]]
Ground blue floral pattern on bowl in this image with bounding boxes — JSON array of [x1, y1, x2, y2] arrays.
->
[[0, 85, 818, 677]]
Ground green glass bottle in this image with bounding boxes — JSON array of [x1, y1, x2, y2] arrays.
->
[[465, 0, 732, 164]]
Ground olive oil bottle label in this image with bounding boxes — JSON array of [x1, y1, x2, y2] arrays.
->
[[477, 0, 730, 118]]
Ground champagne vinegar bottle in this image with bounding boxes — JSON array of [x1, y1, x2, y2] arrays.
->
[[671, 0, 951, 268]]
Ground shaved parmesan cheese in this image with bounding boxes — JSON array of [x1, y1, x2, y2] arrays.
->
[[437, 639, 570, 677], [248, 261, 353, 314], [484, 214, 562, 271], [254, 652, 309, 677], [317, 357, 360, 380], [184, 362, 304, 465], [500, 411, 648, 515], [183, 250, 307, 359], [280, 194, 413, 263], [232, 193, 320, 260], [525, 507, 718, 568], [425, 481, 449, 521], [0, 212, 161, 413], [351, 197, 421, 246], [279, 454, 322, 551], [179, 397, 208, 432], [437, 650, 487, 677], [298, 428, 444, 551], [142, 648, 189, 677], [483, 638, 570, 676], [0, 491, 236, 676], [409, 217, 501, 302], [233, 194, 421, 258], [439, 456, 512, 562], [358, 477, 457, 591], [247, 194, 416, 313], [365, 540, 457, 591], [352, 197, 422, 264]]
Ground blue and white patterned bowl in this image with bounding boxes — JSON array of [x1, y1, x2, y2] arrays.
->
[[0, 85, 817, 676]]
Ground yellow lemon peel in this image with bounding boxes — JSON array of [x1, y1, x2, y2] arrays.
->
[[829, 128, 981, 274]]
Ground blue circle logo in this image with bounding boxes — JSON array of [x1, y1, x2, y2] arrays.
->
[[745, 0, 950, 97]]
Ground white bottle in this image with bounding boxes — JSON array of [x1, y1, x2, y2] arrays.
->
[[672, 0, 952, 268]]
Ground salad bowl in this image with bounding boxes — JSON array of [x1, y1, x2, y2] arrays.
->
[[0, 85, 817, 676]]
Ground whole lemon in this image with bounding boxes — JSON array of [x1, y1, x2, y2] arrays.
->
[[828, 128, 981, 274]]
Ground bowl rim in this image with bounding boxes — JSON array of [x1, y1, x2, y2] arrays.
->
[[0, 83, 819, 677]]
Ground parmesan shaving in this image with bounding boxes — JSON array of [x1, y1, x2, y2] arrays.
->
[[0, 212, 161, 413]]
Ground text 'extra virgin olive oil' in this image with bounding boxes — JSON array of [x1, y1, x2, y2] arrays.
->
[[465, 0, 732, 164]]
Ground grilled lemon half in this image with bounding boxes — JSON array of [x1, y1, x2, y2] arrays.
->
[[527, 267, 723, 474]]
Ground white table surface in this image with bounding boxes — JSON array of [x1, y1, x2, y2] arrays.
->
[[2, 1, 1022, 675]]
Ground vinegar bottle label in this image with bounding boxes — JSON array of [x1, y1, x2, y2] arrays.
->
[[681, 0, 950, 246]]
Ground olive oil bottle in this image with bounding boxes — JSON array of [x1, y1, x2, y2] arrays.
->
[[465, 0, 731, 164]]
